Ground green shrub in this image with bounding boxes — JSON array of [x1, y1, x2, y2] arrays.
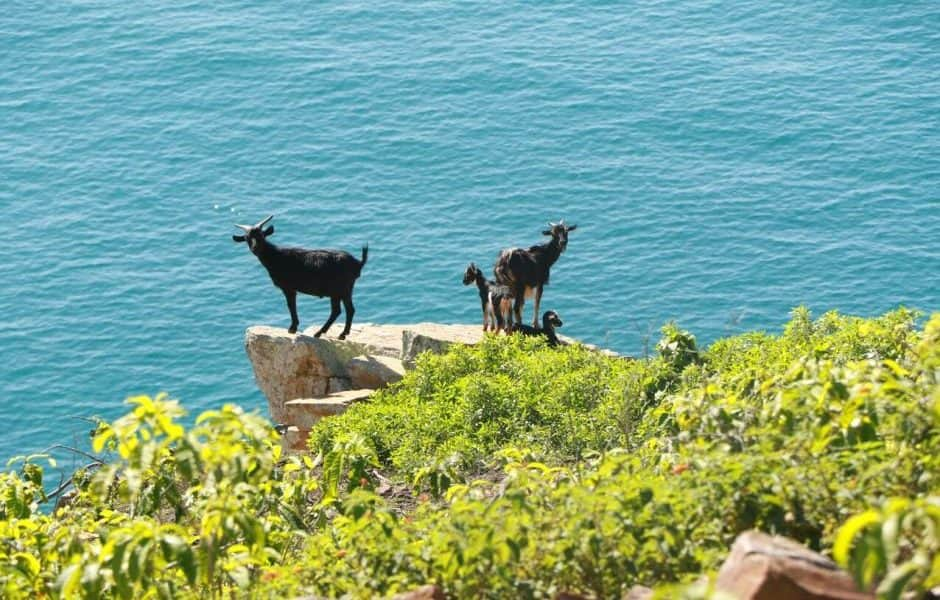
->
[[0, 309, 934, 598], [308, 334, 678, 482]]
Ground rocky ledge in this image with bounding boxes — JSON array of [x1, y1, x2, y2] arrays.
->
[[245, 322, 617, 453], [246, 323, 483, 422], [244, 323, 493, 453]]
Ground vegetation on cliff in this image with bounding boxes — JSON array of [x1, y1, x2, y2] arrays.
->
[[0, 308, 937, 598]]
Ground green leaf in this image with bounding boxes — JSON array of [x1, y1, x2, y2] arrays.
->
[[13, 552, 39, 577], [178, 546, 197, 586], [834, 510, 881, 566], [81, 563, 103, 598], [56, 564, 81, 597], [93, 427, 115, 454], [875, 561, 921, 600]]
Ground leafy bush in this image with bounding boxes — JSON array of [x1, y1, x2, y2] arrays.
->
[[835, 497, 940, 598], [0, 309, 935, 598], [309, 334, 679, 482]]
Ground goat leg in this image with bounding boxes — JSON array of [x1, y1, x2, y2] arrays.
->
[[315, 297, 342, 338], [492, 304, 503, 333], [532, 285, 543, 328], [513, 291, 525, 329], [284, 289, 300, 334], [339, 295, 355, 340]]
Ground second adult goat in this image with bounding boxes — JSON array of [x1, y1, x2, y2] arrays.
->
[[494, 220, 576, 327]]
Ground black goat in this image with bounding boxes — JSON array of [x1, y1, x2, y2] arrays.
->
[[233, 215, 368, 339], [494, 220, 576, 328], [462, 262, 514, 332], [512, 310, 565, 347]]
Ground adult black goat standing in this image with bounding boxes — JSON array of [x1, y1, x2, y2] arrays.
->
[[233, 215, 368, 339], [462, 262, 514, 332], [494, 220, 576, 328], [512, 310, 565, 347]]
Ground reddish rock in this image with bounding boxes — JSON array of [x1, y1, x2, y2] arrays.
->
[[623, 586, 653, 600], [715, 531, 873, 600], [391, 585, 445, 600]]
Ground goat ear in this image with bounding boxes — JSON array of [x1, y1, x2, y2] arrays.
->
[[542, 229, 553, 236], [566, 224, 577, 232], [263, 226, 274, 237], [233, 234, 246, 243]]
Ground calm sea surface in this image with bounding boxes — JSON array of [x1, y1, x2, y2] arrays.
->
[[1, 2, 938, 465]]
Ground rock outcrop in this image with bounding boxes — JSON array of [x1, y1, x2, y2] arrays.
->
[[391, 586, 446, 600], [347, 355, 407, 390], [246, 323, 495, 452], [715, 531, 873, 600], [245, 322, 619, 453]]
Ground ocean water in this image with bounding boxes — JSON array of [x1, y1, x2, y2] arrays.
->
[[1, 2, 938, 465]]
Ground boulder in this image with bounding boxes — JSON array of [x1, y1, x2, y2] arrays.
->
[[715, 531, 873, 600], [303, 323, 405, 359], [244, 327, 348, 422], [401, 323, 483, 366], [348, 355, 407, 389], [246, 324, 482, 421], [283, 390, 374, 430], [390, 585, 445, 600], [623, 586, 653, 600]]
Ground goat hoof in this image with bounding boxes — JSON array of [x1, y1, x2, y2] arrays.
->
[[338, 333, 348, 340], [288, 327, 298, 334], [313, 331, 323, 338]]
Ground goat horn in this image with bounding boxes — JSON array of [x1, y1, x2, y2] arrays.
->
[[256, 215, 274, 228], [234, 224, 252, 232]]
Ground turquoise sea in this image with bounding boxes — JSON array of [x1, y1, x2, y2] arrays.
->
[[1, 2, 938, 465]]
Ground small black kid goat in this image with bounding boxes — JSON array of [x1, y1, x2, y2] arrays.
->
[[462, 262, 514, 332], [233, 215, 368, 339], [512, 310, 564, 347], [494, 220, 576, 328]]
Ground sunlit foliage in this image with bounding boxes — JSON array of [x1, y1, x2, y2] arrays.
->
[[0, 309, 935, 598]]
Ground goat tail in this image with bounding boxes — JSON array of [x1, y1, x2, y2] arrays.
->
[[358, 244, 369, 272], [493, 249, 515, 285]]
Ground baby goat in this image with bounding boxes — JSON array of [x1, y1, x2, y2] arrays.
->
[[494, 220, 577, 328], [462, 262, 514, 332], [233, 215, 368, 339], [512, 310, 565, 347]]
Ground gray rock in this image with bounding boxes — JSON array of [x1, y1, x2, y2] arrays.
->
[[303, 322, 405, 360], [327, 376, 352, 393], [347, 355, 406, 389], [401, 323, 483, 366], [244, 326, 347, 423], [283, 390, 375, 430]]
